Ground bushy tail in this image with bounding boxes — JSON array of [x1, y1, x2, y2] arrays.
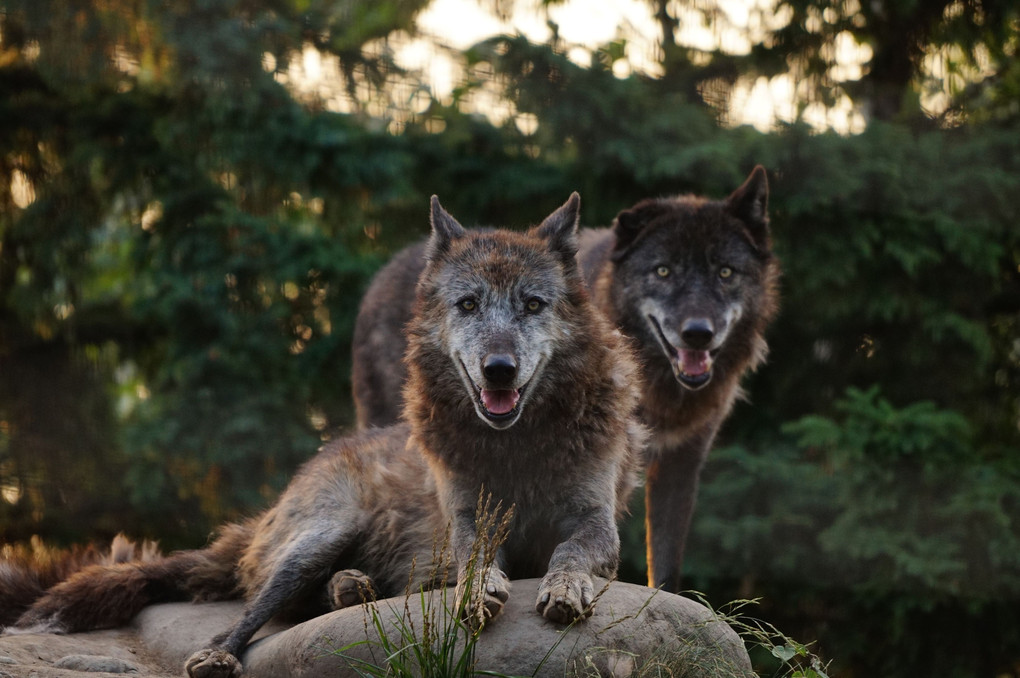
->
[[7, 521, 253, 634], [0, 534, 161, 628]]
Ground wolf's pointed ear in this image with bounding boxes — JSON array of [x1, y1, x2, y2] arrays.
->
[[726, 165, 770, 250], [610, 200, 665, 263], [536, 192, 581, 264], [426, 195, 467, 261]]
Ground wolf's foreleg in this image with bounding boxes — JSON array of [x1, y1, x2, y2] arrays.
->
[[447, 503, 510, 628], [456, 562, 511, 630], [184, 527, 356, 678], [535, 504, 618, 623], [644, 426, 714, 592]]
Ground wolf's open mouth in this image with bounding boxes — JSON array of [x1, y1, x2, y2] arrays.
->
[[457, 358, 529, 427], [480, 388, 521, 416], [648, 315, 714, 390]]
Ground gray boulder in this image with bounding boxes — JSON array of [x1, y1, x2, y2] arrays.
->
[[53, 654, 142, 673], [135, 578, 752, 677]]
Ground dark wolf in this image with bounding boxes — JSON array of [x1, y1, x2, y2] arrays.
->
[[352, 167, 778, 592], [7, 194, 643, 678]]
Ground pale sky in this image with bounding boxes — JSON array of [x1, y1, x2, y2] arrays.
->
[[412, 0, 868, 133], [283, 0, 871, 133]]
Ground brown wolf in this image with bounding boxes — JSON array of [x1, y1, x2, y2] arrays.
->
[[7, 194, 643, 678], [352, 167, 779, 592]]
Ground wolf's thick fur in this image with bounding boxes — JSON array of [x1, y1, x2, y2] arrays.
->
[[352, 168, 779, 592], [8, 195, 643, 678]]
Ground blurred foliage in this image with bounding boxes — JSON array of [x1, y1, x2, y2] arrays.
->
[[1, 0, 1019, 676], [0, 0, 420, 542], [541, 0, 1020, 123], [760, 0, 1020, 122], [687, 387, 1020, 677]]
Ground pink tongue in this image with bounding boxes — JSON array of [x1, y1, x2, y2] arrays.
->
[[481, 389, 520, 415], [679, 349, 711, 376]]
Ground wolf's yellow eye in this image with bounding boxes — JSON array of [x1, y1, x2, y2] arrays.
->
[[459, 298, 476, 312], [526, 298, 543, 313], [719, 266, 733, 279], [656, 265, 670, 278]]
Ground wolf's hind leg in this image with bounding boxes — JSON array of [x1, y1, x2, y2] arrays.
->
[[184, 650, 241, 678], [185, 525, 357, 678], [328, 569, 376, 609]]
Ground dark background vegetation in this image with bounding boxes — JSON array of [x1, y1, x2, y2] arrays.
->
[[1, 1, 1018, 676]]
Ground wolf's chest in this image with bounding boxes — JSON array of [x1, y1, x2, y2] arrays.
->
[[501, 514, 563, 578]]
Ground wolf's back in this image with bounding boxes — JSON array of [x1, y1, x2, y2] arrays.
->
[[352, 241, 426, 429], [9, 521, 252, 634]]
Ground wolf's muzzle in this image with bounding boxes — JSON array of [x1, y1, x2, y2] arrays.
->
[[679, 318, 714, 350], [482, 353, 518, 387], [648, 315, 715, 391]]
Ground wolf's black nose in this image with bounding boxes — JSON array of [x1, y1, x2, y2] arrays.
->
[[680, 319, 714, 349], [482, 354, 518, 385]]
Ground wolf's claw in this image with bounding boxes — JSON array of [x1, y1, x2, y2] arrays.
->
[[184, 649, 241, 678], [536, 570, 594, 624], [457, 565, 510, 629], [328, 569, 376, 609]]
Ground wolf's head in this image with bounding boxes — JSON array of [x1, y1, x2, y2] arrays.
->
[[410, 193, 583, 430], [607, 166, 777, 391]]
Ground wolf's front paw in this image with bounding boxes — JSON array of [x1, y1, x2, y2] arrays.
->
[[457, 565, 510, 630], [328, 569, 376, 609], [536, 570, 594, 624], [184, 648, 241, 678]]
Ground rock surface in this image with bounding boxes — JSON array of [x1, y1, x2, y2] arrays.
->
[[0, 627, 169, 677], [1, 579, 751, 678]]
